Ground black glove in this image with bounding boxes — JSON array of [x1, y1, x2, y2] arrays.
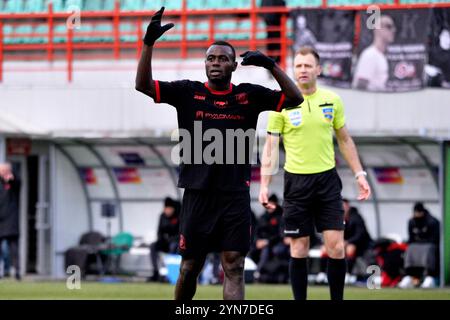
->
[[143, 7, 175, 46], [240, 51, 276, 70]]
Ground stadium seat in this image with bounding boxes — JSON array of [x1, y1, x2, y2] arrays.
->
[[53, 24, 67, 43], [3, 0, 24, 13], [2, 24, 14, 44], [14, 24, 33, 43], [103, 0, 115, 11], [186, 20, 209, 41], [49, 0, 65, 12], [187, 0, 206, 10], [120, 22, 138, 42], [72, 23, 94, 43], [33, 24, 49, 43], [100, 232, 134, 274], [23, 0, 45, 13], [83, 0, 103, 11], [215, 20, 238, 40], [95, 23, 114, 42], [65, 0, 83, 11], [286, 0, 322, 7], [143, 0, 164, 10], [162, 0, 182, 10], [121, 0, 142, 11]]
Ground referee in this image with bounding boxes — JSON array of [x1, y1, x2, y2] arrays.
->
[[136, 8, 302, 300], [259, 47, 370, 300]]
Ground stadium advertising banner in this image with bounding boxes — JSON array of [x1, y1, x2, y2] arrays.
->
[[353, 9, 432, 92], [373, 167, 404, 184], [113, 168, 142, 184], [292, 9, 355, 88], [80, 168, 98, 185], [427, 8, 450, 88]]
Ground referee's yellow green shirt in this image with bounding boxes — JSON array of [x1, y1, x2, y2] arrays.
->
[[267, 87, 346, 174]]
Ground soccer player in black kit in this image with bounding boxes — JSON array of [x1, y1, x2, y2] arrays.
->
[[135, 7, 302, 300]]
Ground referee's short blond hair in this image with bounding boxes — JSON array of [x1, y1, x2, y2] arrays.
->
[[295, 47, 320, 65]]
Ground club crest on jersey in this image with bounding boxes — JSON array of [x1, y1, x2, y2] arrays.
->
[[235, 93, 249, 105], [288, 110, 302, 127], [322, 107, 334, 123]]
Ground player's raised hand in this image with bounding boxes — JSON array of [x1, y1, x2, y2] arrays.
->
[[143, 7, 175, 46], [240, 51, 276, 70]]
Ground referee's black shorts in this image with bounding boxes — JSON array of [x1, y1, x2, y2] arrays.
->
[[283, 168, 345, 238], [178, 189, 251, 258]]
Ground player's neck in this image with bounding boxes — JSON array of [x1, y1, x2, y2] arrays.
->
[[374, 38, 387, 53], [298, 83, 317, 96], [207, 80, 231, 92]]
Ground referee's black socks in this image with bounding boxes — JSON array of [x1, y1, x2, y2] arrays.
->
[[327, 258, 346, 301], [289, 257, 308, 300]]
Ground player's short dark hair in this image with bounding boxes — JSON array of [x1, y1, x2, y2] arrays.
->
[[210, 40, 236, 61], [164, 197, 176, 208], [295, 46, 320, 65], [413, 202, 425, 213]]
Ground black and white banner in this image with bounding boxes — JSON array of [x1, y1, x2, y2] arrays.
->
[[427, 8, 450, 88], [292, 9, 355, 88], [353, 9, 432, 92]]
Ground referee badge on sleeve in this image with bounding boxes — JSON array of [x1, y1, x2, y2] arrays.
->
[[288, 110, 302, 127]]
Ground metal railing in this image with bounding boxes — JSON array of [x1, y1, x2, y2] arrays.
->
[[0, 0, 449, 82]]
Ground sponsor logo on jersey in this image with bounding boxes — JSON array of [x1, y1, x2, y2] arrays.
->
[[195, 111, 245, 121], [284, 229, 300, 234], [194, 93, 206, 101]]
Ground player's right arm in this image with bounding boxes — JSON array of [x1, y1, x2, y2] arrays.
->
[[135, 7, 174, 99]]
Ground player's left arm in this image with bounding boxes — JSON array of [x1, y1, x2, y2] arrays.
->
[[240, 51, 303, 108], [335, 126, 371, 201]]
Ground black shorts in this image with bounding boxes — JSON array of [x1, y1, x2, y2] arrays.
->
[[178, 189, 251, 258], [283, 168, 344, 238]]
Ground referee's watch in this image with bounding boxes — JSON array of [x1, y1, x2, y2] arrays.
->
[[355, 171, 367, 180]]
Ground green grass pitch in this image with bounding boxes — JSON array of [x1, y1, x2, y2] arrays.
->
[[0, 280, 449, 300]]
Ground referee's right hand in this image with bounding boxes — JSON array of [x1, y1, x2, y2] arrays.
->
[[143, 7, 175, 46], [259, 187, 276, 210]]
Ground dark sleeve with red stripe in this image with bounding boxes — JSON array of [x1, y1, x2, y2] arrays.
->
[[152, 80, 191, 107], [246, 84, 290, 114]]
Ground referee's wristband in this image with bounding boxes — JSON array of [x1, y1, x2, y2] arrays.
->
[[355, 171, 367, 180]]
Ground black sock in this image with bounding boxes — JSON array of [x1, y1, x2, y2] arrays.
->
[[289, 257, 308, 300], [327, 258, 346, 301]]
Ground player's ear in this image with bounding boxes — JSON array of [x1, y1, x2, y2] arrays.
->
[[316, 65, 322, 77], [232, 61, 238, 71]]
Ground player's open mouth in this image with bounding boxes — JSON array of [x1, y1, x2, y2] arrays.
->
[[210, 70, 222, 75]]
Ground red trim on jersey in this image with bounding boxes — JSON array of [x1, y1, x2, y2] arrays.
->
[[276, 93, 286, 112], [154, 80, 161, 103], [204, 82, 233, 95]]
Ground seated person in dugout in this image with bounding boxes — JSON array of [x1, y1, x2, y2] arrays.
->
[[148, 197, 181, 282], [398, 202, 440, 289]]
